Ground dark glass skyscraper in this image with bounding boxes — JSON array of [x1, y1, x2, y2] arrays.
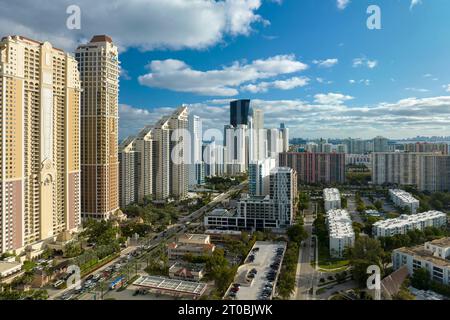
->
[[230, 99, 251, 126]]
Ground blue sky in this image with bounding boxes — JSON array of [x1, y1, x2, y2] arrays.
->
[[2, 0, 450, 139]]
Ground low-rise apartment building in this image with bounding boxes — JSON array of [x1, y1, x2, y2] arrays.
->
[[393, 237, 450, 286], [389, 189, 420, 214], [326, 209, 355, 258], [169, 262, 205, 282], [324, 188, 341, 212], [167, 234, 215, 260], [373, 211, 447, 238]]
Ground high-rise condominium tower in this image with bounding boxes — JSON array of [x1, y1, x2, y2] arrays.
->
[[76, 35, 120, 220], [230, 99, 250, 127], [168, 106, 189, 199], [188, 114, 204, 187], [118, 107, 189, 205], [0, 36, 81, 254]]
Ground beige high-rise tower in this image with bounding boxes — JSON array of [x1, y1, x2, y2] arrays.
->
[[76, 35, 120, 220], [0, 35, 81, 254]]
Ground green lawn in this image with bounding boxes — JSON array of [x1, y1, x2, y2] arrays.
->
[[315, 242, 349, 271]]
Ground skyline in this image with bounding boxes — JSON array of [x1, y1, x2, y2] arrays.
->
[[1, 0, 450, 139]]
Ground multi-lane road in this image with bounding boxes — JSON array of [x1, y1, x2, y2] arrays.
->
[[293, 202, 319, 300]]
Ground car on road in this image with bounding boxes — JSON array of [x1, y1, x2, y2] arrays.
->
[[61, 293, 74, 300]]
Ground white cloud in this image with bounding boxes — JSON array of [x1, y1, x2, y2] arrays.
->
[[405, 87, 429, 93], [410, 0, 422, 10], [337, 0, 351, 10], [138, 55, 308, 96], [120, 67, 131, 81], [349, 79, 370, 85], [241, 76, 309, 93], [353, 57, 378, 69], [313, 58, 339, 68], [316, 78, 333, 84], [443, 84, 450, 92], [120, 96, 450, 140], [314, 93, 354, 105], [0, 0, 268, 52]]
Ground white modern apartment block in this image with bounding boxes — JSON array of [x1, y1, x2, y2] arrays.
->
[[323, 188, 341, 212], [270, 167, 297, 226], [203, 140, 225, 177], [205, 167, 297, 230], [118, 107, 189, 203], [389, 189, 420, 214], [372, 211, 447, 238], [326, 209, 355, 258], [249, 158, 276, 196], [135, 126, 154, 202], [267, 128, 286, 161], [118, 137, 138, 207], [250, 108, 267, 162], [188, 114, 204, 187], [393, 237, 450, 286]]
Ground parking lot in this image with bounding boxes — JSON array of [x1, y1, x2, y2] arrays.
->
[[226, 241, 286, 301]]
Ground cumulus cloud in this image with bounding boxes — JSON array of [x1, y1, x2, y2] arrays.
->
[[353, 57, 378, 69], [241, 77, 309, 93], [119, 96, 450, 140], [138, 55, 308, 96], [314, 93, 354, 105], [443, 84, 450, 92], [0, 0, 268, 52], [337, 0, 351, 10], [313, 58, 339, 68]]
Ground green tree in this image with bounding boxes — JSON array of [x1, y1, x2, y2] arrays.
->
[[411, 268, 431, 290], [287, 224, 308, 245], [64, 241, 83, 258], [349, 237, 385, 286], [374, 200, 383, 212]]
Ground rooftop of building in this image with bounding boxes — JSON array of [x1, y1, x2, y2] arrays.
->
[[136, 125, 154, 139], [1, 35, 65, 52], [207, 208, 236, 217], [326, 209, 354, 238], [205, 229, 242, 236], [90, 35, 113, 43], [323, 188, 341, 202], [395, 243, 450, 269], [178, 233, 210, 243], [373, 211, 446, 229], [119, 136, 135, 152], [133, 276, 207, 296], [0, 261, 22, 274], [428, 237, 450, 248], [389, 189, 419, 204], [169, 262, 205, 272], [270, 167, 292, 173]]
